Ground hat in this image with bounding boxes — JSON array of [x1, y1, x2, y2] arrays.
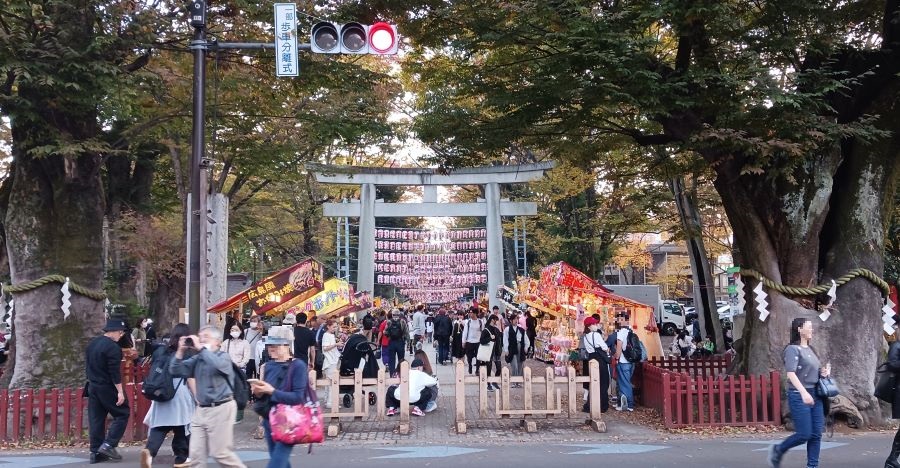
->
[[411, 358, 424, 368], [103, 318, 127, 332], [391, 309, 402, 316], [583, 317, 598, 328], [264, 325, 293, 345], [282, 312, 297, 325]]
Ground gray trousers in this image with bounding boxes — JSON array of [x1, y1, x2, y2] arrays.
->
[[509, 355, 524, 377]]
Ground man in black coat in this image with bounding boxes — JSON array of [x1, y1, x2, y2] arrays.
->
[[432, 309, 453, 365], [85, 318, 131, 464]]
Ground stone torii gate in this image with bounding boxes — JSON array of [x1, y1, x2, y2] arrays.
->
[[307, 162, 554, 309]]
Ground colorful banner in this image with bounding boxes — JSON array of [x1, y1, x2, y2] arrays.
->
[[289, 278, 352, 317], [208, 258, 324, 315]]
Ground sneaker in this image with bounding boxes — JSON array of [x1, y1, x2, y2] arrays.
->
[[425, 401, 437, 413], [767, 444, 782, 468], [493, 383, 501, 390], [411, 406, 425, 416], [173, 459, 191, 468], [487, 385, 495, 392], [139, 448, 152, 468], [386, 407, 397, 417], [626, 407, 634, 412], [97, 443, 122, 461]]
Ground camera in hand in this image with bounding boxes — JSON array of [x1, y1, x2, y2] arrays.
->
[[184, 337, 194, 347]]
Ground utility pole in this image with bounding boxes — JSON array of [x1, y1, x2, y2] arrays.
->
[[188, 1, 208, 332]]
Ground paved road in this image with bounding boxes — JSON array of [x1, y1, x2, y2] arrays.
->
[[0, 433, 894, 467]]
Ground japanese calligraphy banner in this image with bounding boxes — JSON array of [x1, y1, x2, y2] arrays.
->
[[207, 258, 324, 315], [290, 278, 353, 318], [274, 3, 299, 77]]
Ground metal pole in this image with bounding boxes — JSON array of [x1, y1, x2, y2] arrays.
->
[[523, 219, 527, 274], [188, 25, 207, 333], [344, 215, 350, 281], [336, 217, 341, 277]]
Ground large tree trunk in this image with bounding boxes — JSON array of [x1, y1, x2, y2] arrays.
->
[[5, 134, 106, 389]]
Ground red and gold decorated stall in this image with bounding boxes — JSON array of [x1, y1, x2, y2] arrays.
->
[[515, 262, 663, 369]]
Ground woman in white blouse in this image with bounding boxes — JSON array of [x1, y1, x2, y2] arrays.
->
[[321, 319, 341, 409]]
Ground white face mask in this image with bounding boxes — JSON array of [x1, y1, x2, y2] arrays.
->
[[230, 331, 241, 338], [249, 322, 258, 329], [202, 342, 213, 350]]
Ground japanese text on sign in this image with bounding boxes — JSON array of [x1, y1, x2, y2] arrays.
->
[[274, 3, 298, 77]]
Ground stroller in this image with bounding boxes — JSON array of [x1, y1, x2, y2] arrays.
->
[[338, 333, 380, 408]]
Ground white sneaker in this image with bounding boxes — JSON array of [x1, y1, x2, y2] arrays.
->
[[425, 401, 437, 413]]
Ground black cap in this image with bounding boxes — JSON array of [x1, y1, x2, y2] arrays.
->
[[411, 358, 424, 368], [102, 318, 127, 332]]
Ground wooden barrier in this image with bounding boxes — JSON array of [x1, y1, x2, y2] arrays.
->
[[641, 361, 781, 428], [310, 361, 410, 436], [454, 360, 606, 434], [0, 382, 151, 443], [646, 355, 731, 378]]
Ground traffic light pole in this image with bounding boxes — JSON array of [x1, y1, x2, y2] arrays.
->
[[186, 21, 307, 332], [188, 25, 207, 333]]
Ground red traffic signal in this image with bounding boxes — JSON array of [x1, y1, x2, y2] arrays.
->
[[368, 22, 398, 55]]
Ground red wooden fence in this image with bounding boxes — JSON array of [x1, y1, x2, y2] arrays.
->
[[0, 360, 152, 443], [641, 356, 781, 428], [646, 355, 732, 378]]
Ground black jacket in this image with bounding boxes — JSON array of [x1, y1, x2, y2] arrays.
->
[[480, 325, 502, 358], [887, 341, 900, 419], [433, 314, 453, 337]]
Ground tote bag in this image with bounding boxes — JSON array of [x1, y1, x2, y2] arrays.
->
[[476, 330, 495, 361], [269, 361, 325, 448]]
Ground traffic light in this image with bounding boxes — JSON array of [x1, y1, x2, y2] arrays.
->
[[310, 21, 398, 55]]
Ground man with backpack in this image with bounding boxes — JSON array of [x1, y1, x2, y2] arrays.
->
[[384, 309, 409, 376], [432, 309, 453, 365], [169, 325, 246, 468], [613, 313, 640, 412]]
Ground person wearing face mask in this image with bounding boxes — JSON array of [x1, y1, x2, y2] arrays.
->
[[581, 317, 610, 413], [244, 316, 264, 379], [132, 317, 150, 359], [169, 326, 246, 468], [320, 319, 341, 409], [222, 324, 251, 423]]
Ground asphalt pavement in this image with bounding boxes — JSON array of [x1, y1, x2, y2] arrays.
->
[[0, 432, 895, 467]]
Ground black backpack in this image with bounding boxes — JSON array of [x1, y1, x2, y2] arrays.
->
[[622, 330, 643, 363], [142, 348, 183, 402], [221, 361, 251, 410], [386, 319, 404, 340]]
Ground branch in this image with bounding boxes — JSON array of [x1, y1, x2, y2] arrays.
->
[[231, 179, 271, 211], [122, 50, 152, 73], [0, 70, 13, 96]]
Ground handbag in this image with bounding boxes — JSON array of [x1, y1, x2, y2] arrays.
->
[[476, 330, 495, 362], [815, 376, 840, 398], [875, 363, 897, 403], [268, 360, 324, 448]]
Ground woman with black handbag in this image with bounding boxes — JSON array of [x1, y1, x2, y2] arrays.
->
[[767, 318, 831, 468], [882, 337, 900, 468]]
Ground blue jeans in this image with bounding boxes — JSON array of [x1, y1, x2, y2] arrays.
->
[[777, 389, 824, 467], [262, 419, 295, 468], [616, 362, 635, 409], [387, 340, 405, 375], [436, 336, 450, 363]]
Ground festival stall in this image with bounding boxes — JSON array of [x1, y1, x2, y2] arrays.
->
[[283, 278, 374, 333], [514, 262, 663, 372], [208, 258, 325, 319]]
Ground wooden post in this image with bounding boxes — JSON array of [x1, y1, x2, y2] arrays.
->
[[455, 360, 467, 433], [566, 366, 577, 417], [398, 361, 410, 435], [376, 366, 386, 421], [353, 368, 364, 419], [500, 367, 510, 418], [478, 365, 488, 418], [587, 360, 606, 432], [545, 366, 554, 415]]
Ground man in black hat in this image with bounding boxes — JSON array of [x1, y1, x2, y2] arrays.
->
[[85, 318, 131, 463]]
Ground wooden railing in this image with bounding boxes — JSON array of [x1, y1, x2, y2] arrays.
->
[[641, 358, 781, 428], [454, 360, 605, 433], [0, 383, 151, 443], [310, 361, 412, 435], [646, 355, 732, 378]]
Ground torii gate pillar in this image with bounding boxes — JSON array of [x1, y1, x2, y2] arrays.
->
[[485, 182, 503, 311], [358, 183, 377, 294]]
